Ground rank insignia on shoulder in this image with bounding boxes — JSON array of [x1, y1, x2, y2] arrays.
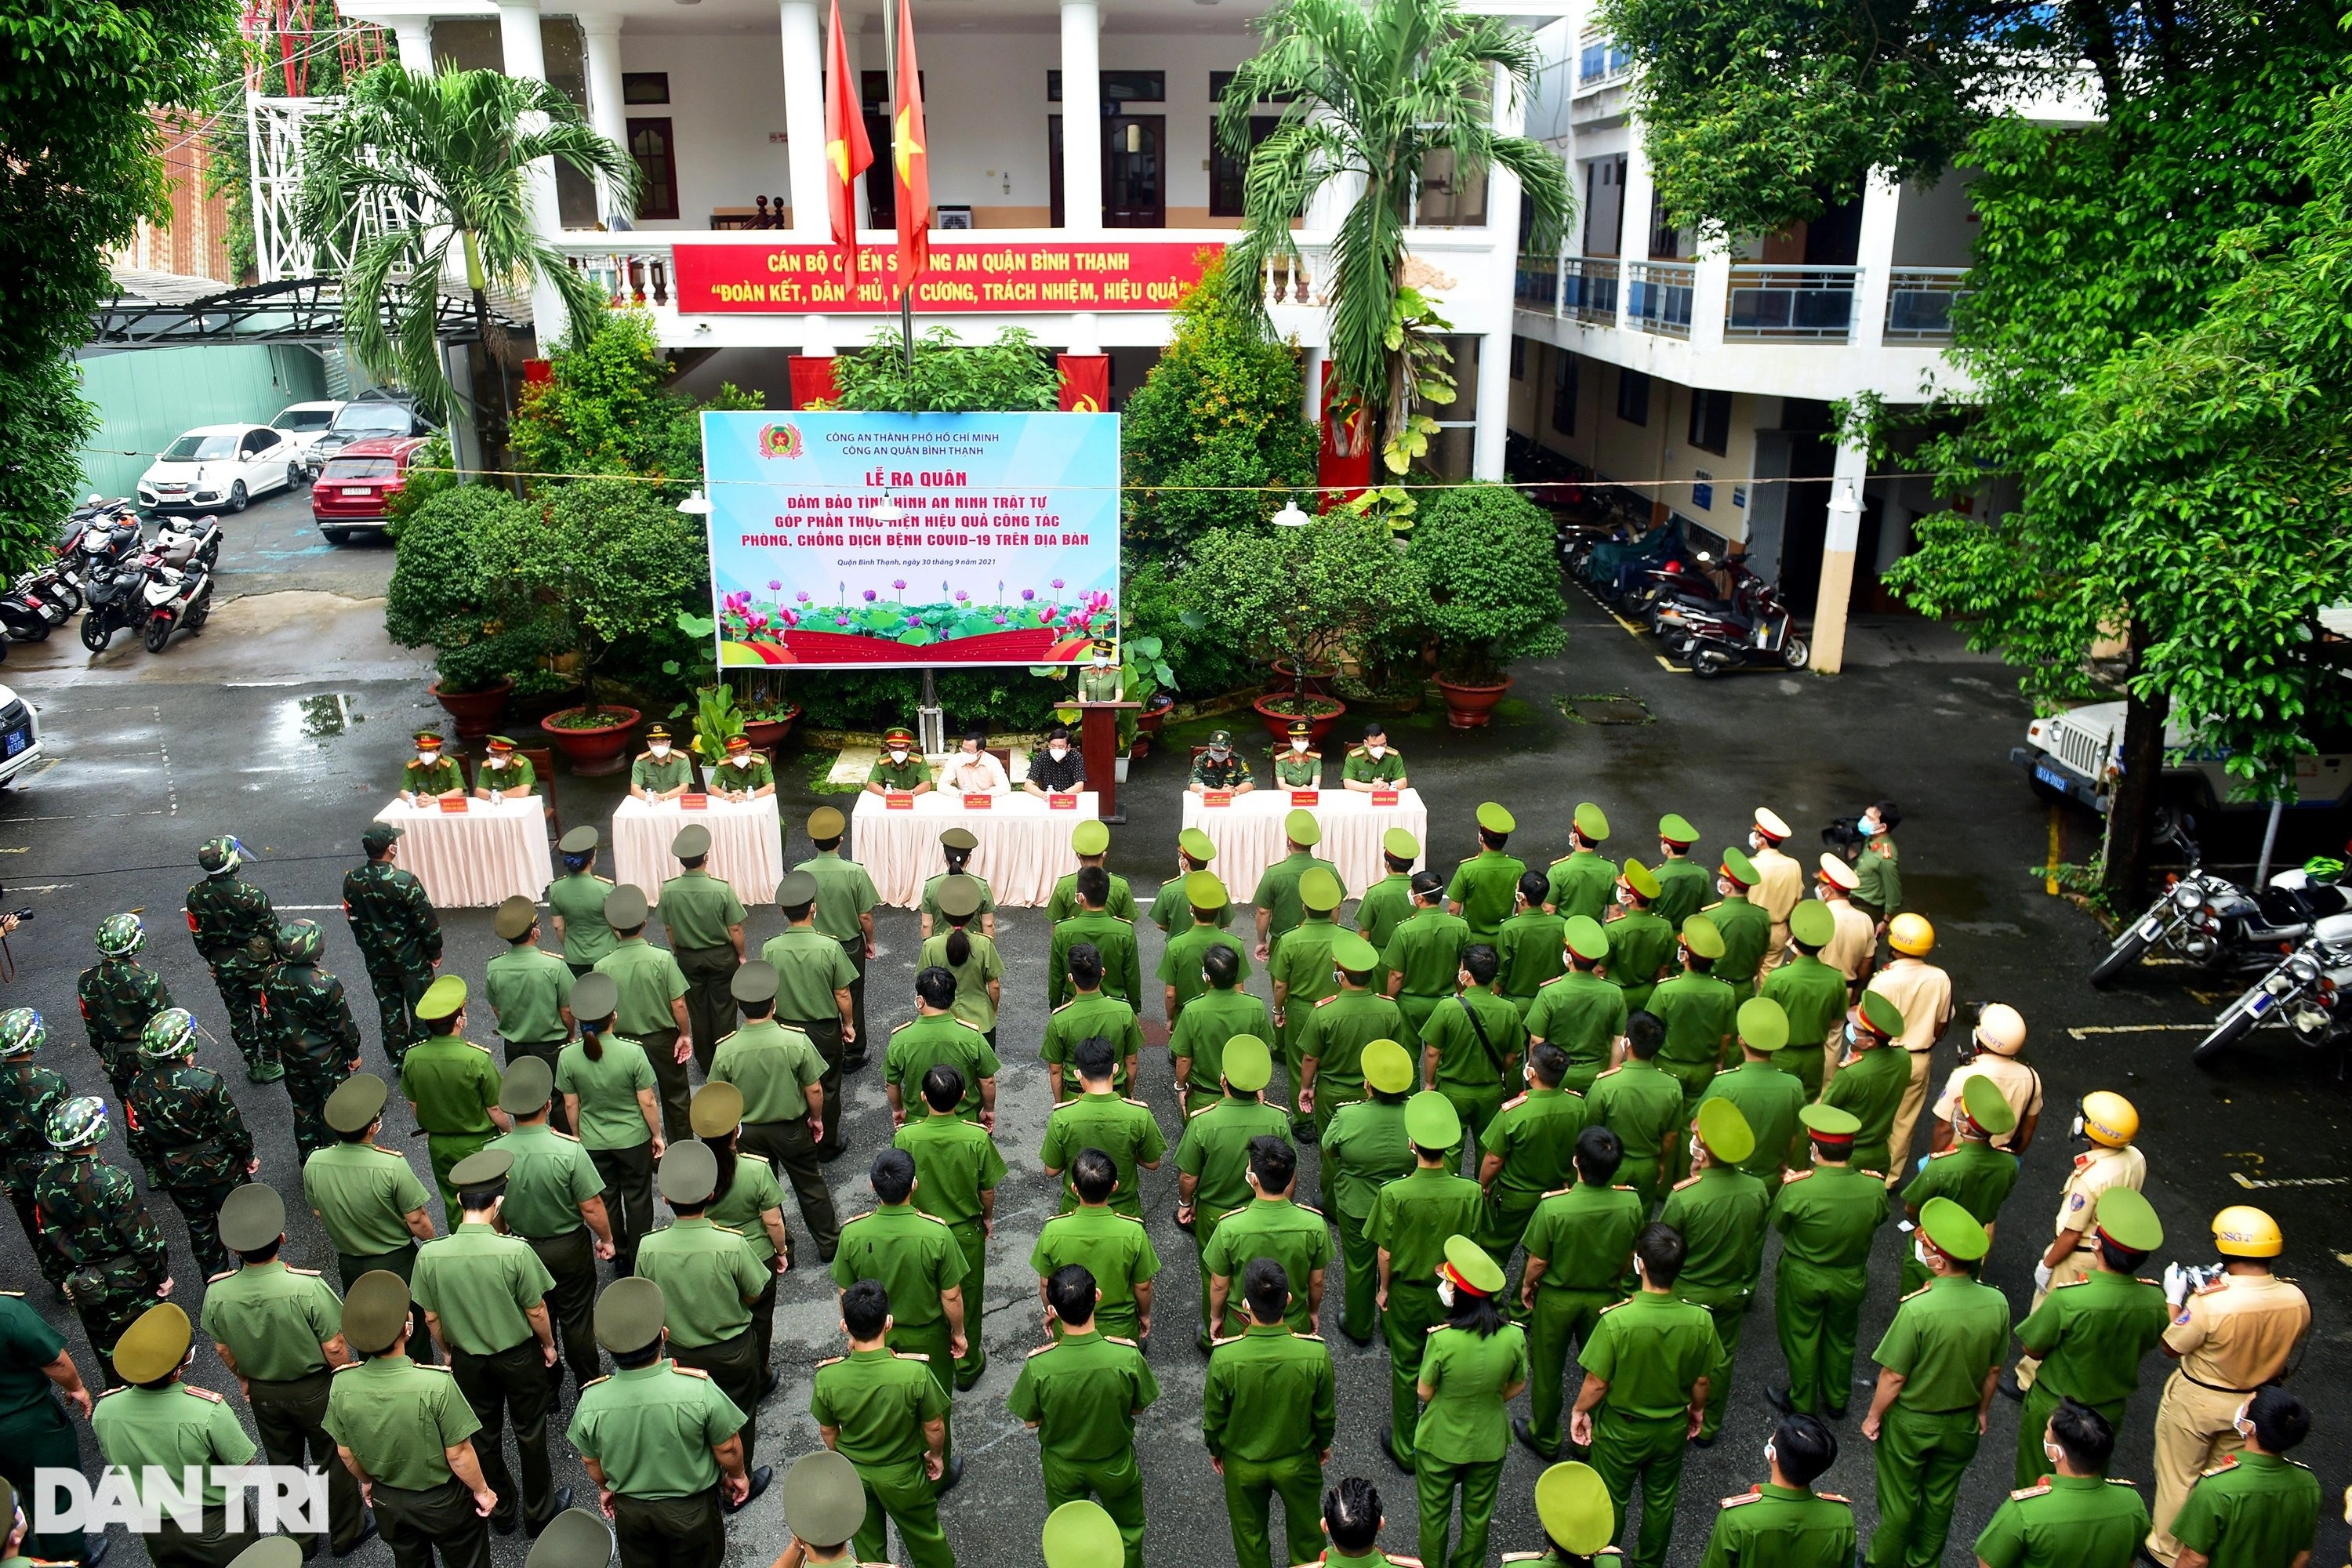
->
[[2009, 1485, 2052, 1501], [673, 1366, 710, 1379], [1720, 1487, 1763, 1508], [815, 1356, 844, 1367]]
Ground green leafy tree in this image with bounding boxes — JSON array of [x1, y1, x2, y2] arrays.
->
[[828, 325, 1059, 412], [508, 307, 760, 492], [383, 484, 548, 692], [1180, 515, 1426, 694], [1219, 0, 1570, 464], [1408, 481, 1567, 684]]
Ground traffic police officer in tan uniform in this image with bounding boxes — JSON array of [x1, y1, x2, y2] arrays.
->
[[1746, 809, 1804, 973], [2011, 1091, 2144, 1396]]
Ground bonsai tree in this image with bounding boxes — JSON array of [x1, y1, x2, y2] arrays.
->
[[1408, 481, 1567, 684], [1182, 514, 1425, 710], [384, 485, 546, 693]]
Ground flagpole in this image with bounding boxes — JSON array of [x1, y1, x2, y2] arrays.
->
[[884, 0, 915, 407]]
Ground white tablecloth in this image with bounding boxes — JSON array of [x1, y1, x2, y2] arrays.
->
[[372, 798, 554, 909], [612, 796, 785, 908], [851, 791, 1102, 908], [1180, 787, 1429, 901]]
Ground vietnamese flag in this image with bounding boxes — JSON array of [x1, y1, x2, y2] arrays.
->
[[892, 0, 931, 290], [823, 0, 872, 286]]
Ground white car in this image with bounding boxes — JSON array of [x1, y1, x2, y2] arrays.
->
[[136, 423, 303, 514], [0, 685, 42, 790], [269, 401, 347, 466]]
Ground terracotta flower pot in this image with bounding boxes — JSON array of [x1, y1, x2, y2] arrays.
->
[[430, 678, 512, 740], [1252, 693, 1348, 746], [1136, 695, 1173, 735], [1434, 674, 1512, 730], [540, 706, 641, 775], [1269, 657, 1339, 698], [741, 707, 800, 753]]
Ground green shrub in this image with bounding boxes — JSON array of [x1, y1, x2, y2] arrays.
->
[[1181, 515, 1425, 680], [2, 359, 98, 574], [829, 325, 1060, 412], [1121, 558, 1255, 699], [384, 485, 547, 692], [510, 307, 760, 493], [790, 670, 1069, 733], [384, 432, 455, 535], [1409, 481, 1568, 684]]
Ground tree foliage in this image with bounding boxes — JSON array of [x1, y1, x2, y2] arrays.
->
[[1181, 515, 1426, 675], [828, 325, 1059, 412], [1408, 481, 1568, 682], [509, 307, 759, 493], [384, 484, 547, 692]]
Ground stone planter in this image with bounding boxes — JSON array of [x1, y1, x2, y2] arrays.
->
[[540, 706, 641, 775], [430, 678, 512, 740], [1434, 674, 1512, 730]]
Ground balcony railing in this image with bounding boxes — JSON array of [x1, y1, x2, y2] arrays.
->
[[1627, 261, 1694, 338], [1725, 263, 1859, 342], [1515, 252, 1561, 313], [1578, 41, 1632, 82], [1563, 258, 1618, 324], [1884, 267, 1970, 343]]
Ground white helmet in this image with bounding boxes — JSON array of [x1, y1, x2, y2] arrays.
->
[[1975, 1003, 2026, 1056]]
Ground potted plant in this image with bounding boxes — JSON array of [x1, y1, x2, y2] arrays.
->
[[386, 485, 535, 739], [427, 643, 514, 739], [1408, 482, 1569, 728], [738, 670, 800, 752]]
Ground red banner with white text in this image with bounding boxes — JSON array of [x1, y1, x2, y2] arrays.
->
[[671, 241, 1219, 314]]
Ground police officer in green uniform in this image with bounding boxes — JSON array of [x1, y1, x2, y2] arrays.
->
[[474, 735, 537, 800], [0, 1011, 69, 1296], [1526, 917, 1627, 1098], [1048, 819, 1139, 923], [202, 1184, 368, 1559], [1154, 829, 1228, 936], [1034, 1149, 1163, 1343], [1700, 1413, 1857, 1568], [1697, 999, 1807, 1207], [1270, 867, 1347, 1138], [78, 913, 171, 1101], [796, 807, 881, 1065], [1546, 804, 1617, 922], [1356, 829, 1420, 995], [1190, 729, 1254, 794], [884, 968, 1000, 1126], [1517, 1127, 1645, 1460], [0, 1280, 97, 1566], [1901, 1076, 2022, 1296], [811, 1280, 954, 1568], [831, 1150, 970, 1464], [263, 920, 365, 1163], [1160, 873, 1252, 1024], [93, 1304, 260, 1568], [1175, 1036, 1293, 1352], [343, 823, 442, 1074], [764, 870, 861, 1156], [2168, 1387, 2321, 1568], [1862, 1196, 2012, 1568], [1171, 944, 1272, 1117], [401, 977, 510, 1230], [401, 731, 465, 801], [568, 1276, 763, 1568], [629, 725, 691, 801], [1497, 873, 1569, 1017], [552, 977, 659, 1276], [896, 1064, 1007, 1389], [1078, 637, 1125, 702], [409, 1148, 565, 1536], [122, 1007, 256, 1281], [1583, 1016, 1682, 1207], [866, 728, 935, 795], [1041, 1039, 1164, 1218], [1050, 867, 1142, 1012], [187, 835, 282, 1083], [1254, 811, 1341, 964], [1768, 1104, 1886, 1417], [1044, 944, 1146, 1101], [635, 1144, 767, 1465], [1602, 863, 1678, 1017], [593, 884, 692, 1146], [1761, 902, 1849, 1109], [303, 1074, 436, 1356], [1416, 1236, 1528, 1568], [484, 898, 575, 1133], [1206, 1256, 1336, 1568], [1384, 873, 1472, 1038], [1321, 1039, 1417, 1345], [1420, 944, 1528, 1163], [1297, 932, 1404, 1148], [1446, 804, 1525, 943], [691, 1083, 790, 1373], [1650, 816, 1710, 930], [1009, 1265, 1160, 1568], [1514, 1460, 1624, 1567], [1661, 1100, 1769, 1442], [1371, 1091, 1483, 1469], [546, 828, 617, 979], [2008, 1185, 2168, 1491], [1824, 990, 1909, 1178], [1570, 1222, 1721, 1568], [1272, 720, 1323, 788], [485, 1058, 613, 1398], [1974, 1399, 2149, 1568], [1341, 724, 1408, 791], [773, 1450, 881, 1568], [659, 824, 747, 1075], [1706, 850, 1774, 996], [324, 1270, 497, 1568], [1648, 916, 1738, 1114], [34, 1097, 170, 1389], [710, 734, 772, 798], [710, 962, 837, 1257], [1203, 1138, 1330, 1341]]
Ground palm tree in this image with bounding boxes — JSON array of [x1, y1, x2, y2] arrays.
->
[[297, 64, 639, 453], [1220, 0, 1570, 466]]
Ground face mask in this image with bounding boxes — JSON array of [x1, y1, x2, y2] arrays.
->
[[1436, 1279, 1456, 1309], [1209, 747, 1229, 760], [1632, 1256, 1647, 1282], [1862, 813, 1882, 836], [1616, 885, 1635, 908], [1816, 882, 1834, 901], [1843, 1021, 1860, 1047], [1093, 655, 1110, 668], [2233, 1406, 2253, 1439], [486, 756, 507, 770], [1763, 1440, 1777, 1472], [417, 751, 438, 767], [651, 742, 671, 758], [1290, 739, 1308, 753], [2044, 1439, 2063, 1468], [730, 755, 751, 768], [1048, 744, 1068, 760], [889, 748, 908, 762], [1367, 744, 1386, 759], [1915, 1239, 1935, 1270], [962, 742, 979, 756]]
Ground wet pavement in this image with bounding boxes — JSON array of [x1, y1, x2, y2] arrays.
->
[[0, 528, 2343, 1568]]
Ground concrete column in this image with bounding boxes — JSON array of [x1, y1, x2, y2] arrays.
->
[[1851, 167, 1900, 351], [1475, 60, 1523, 483], [579, 16, 630, 224], [1058, 0, 1102, 233], [1617, 138, 1652, 329], [1809, 439, 1869, 673], [1472, 332, 1510, 480], [499, 0, 570, 340], [1301, 345, 1326, 431], [390, 16, 434, 71], [1690, 246, 1729, 350], [778, 0, 827, 237]]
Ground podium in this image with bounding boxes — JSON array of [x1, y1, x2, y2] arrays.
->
[[1076, 701, 1139, 822]]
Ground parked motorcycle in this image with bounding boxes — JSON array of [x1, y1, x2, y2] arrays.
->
[[1685, 598, 1812, 676], [151, 514, 223, 572], [140, 561, 213, 653], [0, 561, 83, 644], [2194, 934, 2352, 1065], [78, 554, 151, 652], [2089, 843, 2352, 988]]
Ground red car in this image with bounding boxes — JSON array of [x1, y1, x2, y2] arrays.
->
[[311, 436, 430, 543]]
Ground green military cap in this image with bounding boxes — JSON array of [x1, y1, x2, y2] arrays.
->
[[1857, 989, 1905, 1039], [603, 883, 649, 928], [493, 895, 538, 941], [730, 960, 780, 1005], [644, 724, 673, 741], [499, 1055, 555, 1117], [2091, 1185, 2163, 1251], [1222, 1035, 1272, 1093], [671, 823, 713, 860], [361, 822, 403, 856], [691, 1082, 745, 1139], [1737, 996, 1789, 1051], [1330, 931, 1380, 974], [324, 1073, 390, 1133], [1361, 1039, 1414, 1094], [342, 1270, 412, 1355], [413, 728, 446, 747], [1178, 828, 1217, 862], [1442, 1233, 1505, 1296], [1573, 803, 1610, 841], [1382, 827, 1420, 860], [1918, 1195, 1989, 1261], [1681, 913, 1725, 960], [1476, 802, 1515, 834], [1798, 1103, 1860, 1140], [1788, 900, 1835, 947], [569, 971, 619, 1022], [450, 1148, 514, 1189], [1284, 808, 1322, 847], [1405, 1090, 1461, 1150], [1535, 1463, 1615, 1556], [776, 869, 820, 906], [111, 1303, 192, 1383], [593, 1276, 665, 1355], [1071, 819, 1110, 856], [785, 1450, 868, 1550], [808, 806, 847, 840], [217, 1182, 285, 1254], [1959, 1074, 2018, 1136], [659, 1141, 720, 1205], [939, 826, 979, 852], [558, 826, 601, 855], [1185, 871, 1229, 911], [524, 1508, 613, 1568], [487, 735, 518, 753], [228, 1539, 305, 1568], [936, 874, 983, 920], [1621, 860, 1661, 900], [1658, 813, 1699, 846], [1563, 915, 1610, 963], [1719, 845, 1759, 887], [416, 974, 466, 1022], [1695, 1098, 1755, 1164], [1299, 866, 1343, 913], [1206, 728, 1233, 747], [1041, 1500, 1122, 1568]]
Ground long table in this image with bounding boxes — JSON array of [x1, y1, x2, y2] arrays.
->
[[372, 797, 554, 908], [612, 795, 785, 907], [850, 790, 1102, 907], [1179, 786, 1429, 901]]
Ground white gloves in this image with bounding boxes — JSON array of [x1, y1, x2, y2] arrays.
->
[[2034, 1261, 2053, 1292], [2163, 1261, 2190, 1308]]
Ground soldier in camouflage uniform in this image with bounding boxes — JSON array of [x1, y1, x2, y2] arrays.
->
[[186, 836, 282, 1083], [262, 920, 365, 1163], [123, 1007, 257, 1281], [342, 822, 442, 1069], [0, 1009, 71, 1291], [78, 913, 172, 1100], [32, 1095, 172, 1388]]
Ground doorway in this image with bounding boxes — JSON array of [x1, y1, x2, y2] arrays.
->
[[1047, 114, 1167, 228]]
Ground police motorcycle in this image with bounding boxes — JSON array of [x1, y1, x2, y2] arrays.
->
[[2087, 829, 2350, 988], [2193, 925, 2352, 1066]]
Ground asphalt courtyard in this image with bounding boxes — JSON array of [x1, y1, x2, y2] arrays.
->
[[0, 488, 2341, 1567]]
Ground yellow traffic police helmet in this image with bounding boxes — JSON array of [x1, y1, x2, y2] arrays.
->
[[1887, 913, 1935, 956], [2078, 1091, 2139, 1148], [2212, 1205, 2283, 1258]]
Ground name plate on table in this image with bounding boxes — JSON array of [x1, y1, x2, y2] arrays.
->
[[1290, 791, 1321, 807], [963, 793, 994, 810], [436, 796, 469, 814], [1371, 789, 1399, 807], [886, 793, 916, 811], [1202, 791, 1233, 808], [680, 793, 710, 810], [1049, 793, 1079, 811]]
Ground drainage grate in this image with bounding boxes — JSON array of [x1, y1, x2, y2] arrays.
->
[[1556, 693, 1654, 725]]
